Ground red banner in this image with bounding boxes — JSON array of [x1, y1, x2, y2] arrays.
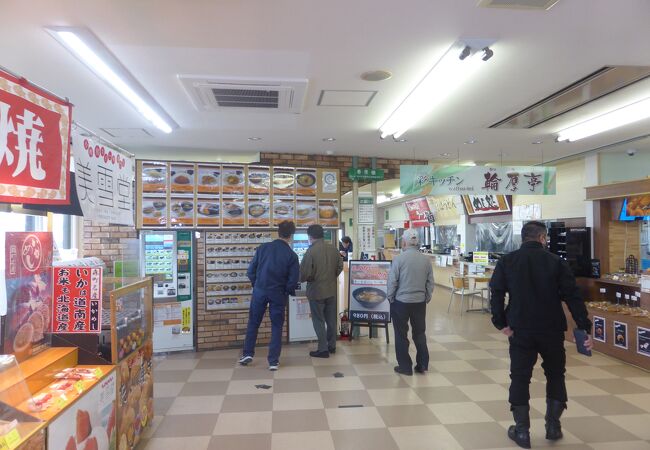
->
[[52, 267, 103, 334], [3, 232, 53, 361], [0, 69, 72, 204], [404, 197, 433, 228]]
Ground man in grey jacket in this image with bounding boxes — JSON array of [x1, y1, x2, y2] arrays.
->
[[300, 225, 344, 358], [387, 228, 434, 375]]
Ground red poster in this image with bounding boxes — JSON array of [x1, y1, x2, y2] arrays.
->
[[52, 267, 103, 334], [404, 197, 433, 228], [0, 69, 72, 204], [3, 232, 53, 361]]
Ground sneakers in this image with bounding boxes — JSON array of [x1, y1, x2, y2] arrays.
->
[[238, 355, 253, 366], [268, 363, 279, 371]]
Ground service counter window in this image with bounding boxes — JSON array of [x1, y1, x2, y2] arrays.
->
[[434, 225, 459, 249], [475, 222, 518, 253]]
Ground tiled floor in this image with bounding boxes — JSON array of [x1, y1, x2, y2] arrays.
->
[[142, 289, 650, 450]]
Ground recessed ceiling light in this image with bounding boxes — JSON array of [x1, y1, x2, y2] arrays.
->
[[323, 137, 336, 142], [361, 70, 393, 82], [532, 140, 543, 144], [325, 150, 335, 155], [248, 137, 262, 141], [440, 152, 451, 157], [464, 139, 477, 144]]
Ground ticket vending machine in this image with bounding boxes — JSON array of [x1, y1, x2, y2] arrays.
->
[[288, 233, 317, 342]]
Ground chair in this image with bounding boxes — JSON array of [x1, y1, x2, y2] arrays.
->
[[471, 277, 491, 313], [448, 276, 481, 316]]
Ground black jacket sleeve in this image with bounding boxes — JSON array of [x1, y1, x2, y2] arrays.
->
[[489, 259, 508, 330], [558, 259, 592, 333]]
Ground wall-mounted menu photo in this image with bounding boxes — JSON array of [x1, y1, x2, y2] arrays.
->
[[318, 199, 339, 227], [222, 165, 246, 195], [170, 163, 195, 194], [273, 198, 294, 226], [197, 164, 221, 194], [141, 162, 167, 193], [273, 167, 295, 196], [614, 321, 628, 349], [248, 196, 271, 227], [296, 199, 317, 226], [142, 197, 168, 226], [321, 170, 338, 194], [296, 169, 317, 197], [196, 198, 220, 227], [206, 295, 251, 311], [222, 197, 246, 227], [169, 197, 195, 227], [248, 166, 271, 195]]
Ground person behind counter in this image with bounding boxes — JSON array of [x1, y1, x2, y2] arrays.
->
[[490, 221, 593, 449], [238, 221, 300, 371], [386, 228, 434, 376], [339, 236, 353, 261], [300, 224, 343, 358]]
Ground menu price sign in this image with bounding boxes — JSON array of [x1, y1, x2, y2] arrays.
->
[[348, 260, 391, 323], [638, 327, 650, 358], [473, 251, 489, 265], [593, 316, 606, 343], [53, 267, 103, 334], [358, 196, 374, 224], [614, 321, 628, 349]]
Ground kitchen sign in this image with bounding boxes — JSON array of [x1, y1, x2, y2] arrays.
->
[[0, 68, 73, 205], [348, 168, 385, 182], [400, 165, 556, 196]]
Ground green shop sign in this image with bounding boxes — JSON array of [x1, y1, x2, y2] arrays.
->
[[348, 168, 385, 182]]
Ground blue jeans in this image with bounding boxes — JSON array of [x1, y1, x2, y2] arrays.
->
[[242, 292, 287, 365]]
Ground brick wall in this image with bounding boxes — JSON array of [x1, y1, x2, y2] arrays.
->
[[82, 220, 139, 275], [259, 152, 427, 195]]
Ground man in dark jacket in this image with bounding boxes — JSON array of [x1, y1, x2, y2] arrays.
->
[[239, 221, 299, 371], [490, 221, 592, 449]]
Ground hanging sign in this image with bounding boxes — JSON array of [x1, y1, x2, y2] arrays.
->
[[404, 197, 434, 227], [348, 168, 385, 182], [52, 267, 103, 334], [0, 69, 72, 204], [462, 194, 510, 216], [400, 165, 556, 196], [72, 131, 135, 225], [427, 196, 460, 220]]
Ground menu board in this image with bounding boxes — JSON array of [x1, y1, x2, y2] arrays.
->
[[614, 321, 628, 349], [638, 326, 650, 358], [136, 161, 340, 229], [593, 316, 606, 343], [348, 260, 391, 323]]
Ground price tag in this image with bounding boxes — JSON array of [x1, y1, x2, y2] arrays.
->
[[56, 394, 67, 409], [625, 294, 630, 300], [3, 430, 20, 450], [636, 291, 642, 298], [75, 381, 84, 394], [94, 367, 103, 378], [616, 292, 622, 298], [0, 437, 7, 450], [599, 288, 606, 294]]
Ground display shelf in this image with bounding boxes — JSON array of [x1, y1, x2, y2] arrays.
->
[[595, 278, 641, 289]]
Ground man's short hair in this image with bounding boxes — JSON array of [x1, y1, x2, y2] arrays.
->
[[521, 221, 547, 242], [307, 224, 324, 239], [278, 221, 296, 239], [402, 228, 419, 247]]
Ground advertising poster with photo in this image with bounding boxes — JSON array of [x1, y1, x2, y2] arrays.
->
[[273, 167, 295, 197], [318, 199, 339, 227], [296, 199, 317, 226], [47, 370, 117, 450], [348, 260, 391, 323], [221, 165, 245, 195], [169, 197, 195, 227], [141, 197, 167, 227], [296, 169, 317, 197], [273, 198, 295, 226], [169, 163, 195, 194], [614, 321, 628, 349], [222, 198, 245, 227], [197, 164, 220, 194], [404, 197, 433, 227], [248, 196, 270, 227], [52, 267, 102, 334], [140, 162, 167, 194], [3, 232, 53, 361], [593, 316, 606, 343], [637, 327, 650, 357], [196, 198, 220, 227], [247, 166, 270, 195]]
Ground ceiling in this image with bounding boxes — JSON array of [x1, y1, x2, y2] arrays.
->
[[3, 0, 650, 164]]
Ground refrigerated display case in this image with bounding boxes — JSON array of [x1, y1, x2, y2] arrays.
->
[[288, 232, 317, 342]]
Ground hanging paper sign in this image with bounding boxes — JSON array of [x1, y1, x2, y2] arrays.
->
[[462, 194, 510, 216], [400, 165, 556, 196], [427, 195, 460, 220], [358, 196, 374, 224], [72, 131, 135, 225], [404, 197, 434, 227], [0, 69, 72, 204], [52, 267, 102, 334]]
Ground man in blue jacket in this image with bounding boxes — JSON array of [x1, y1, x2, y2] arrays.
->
[[239, 221, 299, 371]]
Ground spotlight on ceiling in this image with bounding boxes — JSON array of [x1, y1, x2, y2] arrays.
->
[[248, 137, 262, 141], [482, 47, 494, 61], [464, 139, 477, 144], [323, 137, 336, 142], [459, 45, 471, 61]]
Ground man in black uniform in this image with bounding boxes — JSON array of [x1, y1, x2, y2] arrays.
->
[[490, 221, 593, 449]]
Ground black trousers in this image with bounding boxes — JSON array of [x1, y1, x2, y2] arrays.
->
[[508, 331, 567, 407], [391, 301, 429, 371]]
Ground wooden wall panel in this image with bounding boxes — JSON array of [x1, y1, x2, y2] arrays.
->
[[607, 220, 640, 272]]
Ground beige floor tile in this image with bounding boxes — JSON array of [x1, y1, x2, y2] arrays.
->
[[599, 363, 648, 378], [178, 381, 229, 396], [272, 409, 329, 432], [428, 401, 494, 424], [213, 411, 273, 435], [426, 342, 448, 352], [367, 388, 424, 406], [562, 416, 639, 443], [565, 365, 619, 380], [482, 369, 511, 384], [402, 372, 454, 388], [155, 358, 200, 371], [442, 371, 495, 385], [221, 394, 273, 412], [313, 364, 358, 377], [446, 421, 516, 449], [141, 415, 163, 440], [167, 395, 224, 415], [154, 382, 185, 398], [377, 404, 440, 427], [359, 374, 411, 389], [271, 431, 334, 450], [273, 392, 324, 410], [430, 359, 476, 373], [154, 414, 219, 438], [154, 398, 174, 416], [468, 358, 511, 371], [271, 365, 316, 379], [195, 358, 238, 370], [231, 367, 277, 380], [474, 340, 509, 350], [452, 349, 495, 360], [325, 406, 386, 430], [530, 397, 597, 418], [155, 369, 194, 382], [605, 414, 650, 440], [441, 341, 480, 351], [310, 353, 351, 366], [143, 436, 211, 450], [432, 334, 467, 343], [320, 389, 374, 408], [458, 383, 510, 402], [208, 434, 271, 450], [573, 395, 646, 415], [487, 348, 511, 358], [353, 363, 397, 376], [273, 377, 319, 393], [331, 428, 399, 450], [414, 385, 471, 404], [477, 400, 543, 422], [628, 376, 650, 390], [317, 376, 364, 391], [226, 379, 274, 395], [277, 356, 314, 367], [617, 393, 650, 413], [565, 379, 610, 396], [342, 344, 383, 355], [187, 368, 235, 382], [389, 424, 463, 450], [588, 378, 650, 395], [429, 350, 462, 361], [347, 354, 390, 364], [581, 352, 622, 366], [202, 348, 242, 359], [590, 441, 650, 450]]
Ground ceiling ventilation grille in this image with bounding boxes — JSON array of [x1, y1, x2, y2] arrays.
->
[[477, 0, 560, 10], [178, 76, 307, 113]]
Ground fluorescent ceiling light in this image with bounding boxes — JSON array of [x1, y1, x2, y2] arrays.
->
[[557, 96, 650, 142], [45, 27, 177, 134], [379, 42, 493, 139]]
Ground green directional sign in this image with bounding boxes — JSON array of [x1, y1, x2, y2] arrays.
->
[[348, 168, 385, 182]]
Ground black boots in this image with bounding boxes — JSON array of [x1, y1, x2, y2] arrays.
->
[[545, 398, 566, 441], [508, 405, 531, 449]]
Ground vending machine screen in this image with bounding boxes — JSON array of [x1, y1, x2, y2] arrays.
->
[[144, 233, 175, 283]]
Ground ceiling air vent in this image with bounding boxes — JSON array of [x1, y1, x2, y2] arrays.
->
[[178, 76, 308, 113], [477, 0, 560, 10]]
